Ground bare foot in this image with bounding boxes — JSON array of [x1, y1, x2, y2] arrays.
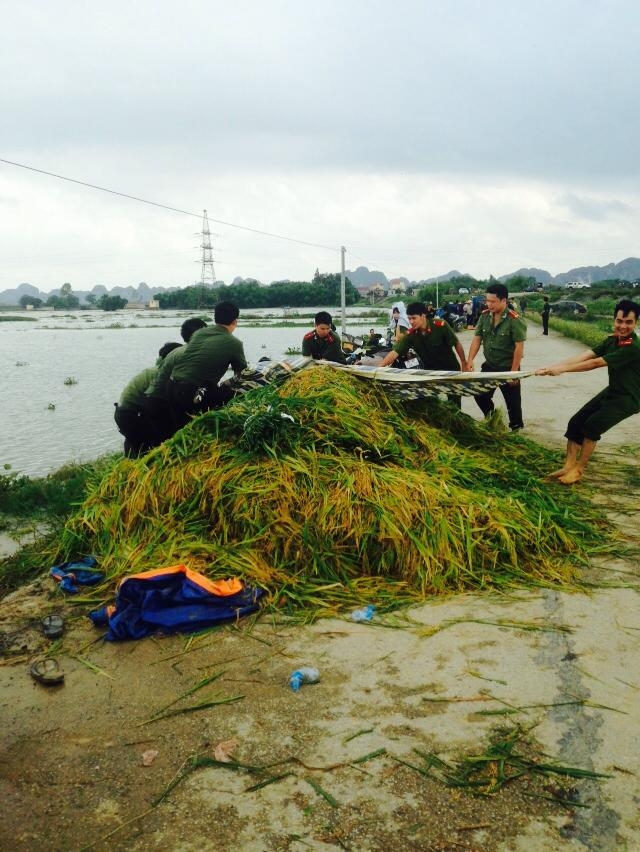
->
[[546, 467, 572, 479], [558, 468, 583, 485]]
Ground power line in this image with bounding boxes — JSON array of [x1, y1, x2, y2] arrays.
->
[[0, 157, 340, 254]]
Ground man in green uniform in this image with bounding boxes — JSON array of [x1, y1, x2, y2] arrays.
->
[[169, 301, 247, 429], [466, 283, 527, 431], [536, 298, 640, 484], [302, 311, 346, 363], [541, 297, 551, 335], [144, 317, 207, 444], [380, 301, 467, 406], [114, 341, 182, 457]]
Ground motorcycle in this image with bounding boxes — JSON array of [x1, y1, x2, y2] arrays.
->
[[435, 309, 466, 332]]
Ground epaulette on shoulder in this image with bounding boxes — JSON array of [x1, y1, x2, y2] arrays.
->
[[303, 330, 315, 340], [508, 309, 520, 319], [433, 318, 445, 327]]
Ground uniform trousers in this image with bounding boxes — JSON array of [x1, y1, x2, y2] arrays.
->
[[168, 379, 235, 430], [114, 404, 152, 458], [565, 389, 638, 443], [473, 362, 524, 430]]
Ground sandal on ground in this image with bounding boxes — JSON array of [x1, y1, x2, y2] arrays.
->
[[30, 658, 65, 686], [42, 614, 65, 640]]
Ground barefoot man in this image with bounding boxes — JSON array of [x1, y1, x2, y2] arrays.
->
[[535, 298, 640, 484]]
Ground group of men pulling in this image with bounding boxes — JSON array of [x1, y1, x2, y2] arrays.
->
[[114, 301, 246, 457], [115, 286, 640, 486]]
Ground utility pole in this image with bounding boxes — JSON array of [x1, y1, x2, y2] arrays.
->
[[199, 209, 216, 287], [340, 245, 346, 334]]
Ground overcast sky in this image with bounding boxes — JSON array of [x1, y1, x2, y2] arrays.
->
[[1, 0, 639, 291]]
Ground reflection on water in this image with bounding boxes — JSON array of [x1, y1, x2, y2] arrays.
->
[[0, 309, 380, 477]]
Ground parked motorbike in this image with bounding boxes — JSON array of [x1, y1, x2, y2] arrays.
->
[[435, 309, 466, 332]]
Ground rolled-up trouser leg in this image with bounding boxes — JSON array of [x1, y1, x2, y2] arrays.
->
[[566, 390, 637, 444]]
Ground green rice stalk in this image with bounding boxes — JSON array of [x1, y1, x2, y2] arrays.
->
[[305, 777, 339, 808], [52, 369, 614, 616]]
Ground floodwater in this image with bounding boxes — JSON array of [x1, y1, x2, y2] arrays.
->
[[0, 308, 381, 477]]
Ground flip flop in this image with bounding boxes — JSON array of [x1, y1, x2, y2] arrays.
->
[[30, 658, 65, 686], [42, 614, 65, 639]]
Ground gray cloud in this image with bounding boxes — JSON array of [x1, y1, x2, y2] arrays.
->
[[3, 1, 640, 181], [2, 1, 640, 289], [558, 192, 633, 221]]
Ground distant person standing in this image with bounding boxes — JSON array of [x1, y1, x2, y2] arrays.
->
[[302, 311, 346, 363], [519, 297, 527, 315], [536, 299, 640, 484], [388, 302, 410, 343], [541, 297, 551, 335], [466, 283, 527, 431], [169, 301, 247, 429]]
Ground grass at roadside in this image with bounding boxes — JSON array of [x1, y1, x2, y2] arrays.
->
[[0, 456, 116, 595], [527, 313, 611, 348]]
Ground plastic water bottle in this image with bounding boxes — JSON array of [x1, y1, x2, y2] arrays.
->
[[289, 667, 320, 691], [351, 605, 376, 623]]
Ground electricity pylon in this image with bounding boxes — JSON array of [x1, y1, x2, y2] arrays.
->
[[199, 209, 216, 286]]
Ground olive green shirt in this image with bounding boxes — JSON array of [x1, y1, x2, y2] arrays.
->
[[593, 334, 640, 407], [474, 309, 527, 369], [170, 324, 247, 386], [301, 330, 346, 364], [119, 367, 157, 410], [146, 345, 185, 400], [393, 319, 460, 370]]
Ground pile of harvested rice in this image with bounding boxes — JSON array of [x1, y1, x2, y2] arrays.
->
[[58, 368, 610, 614]]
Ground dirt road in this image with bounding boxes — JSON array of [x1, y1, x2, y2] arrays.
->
[[1, 322, 639, 851]]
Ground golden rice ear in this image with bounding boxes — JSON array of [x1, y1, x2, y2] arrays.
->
[[57, 370, 609, 615]]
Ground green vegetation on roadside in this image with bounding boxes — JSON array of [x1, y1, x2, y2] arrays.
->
[[527, 312, 613, 349], [0, 458, 116, 595]]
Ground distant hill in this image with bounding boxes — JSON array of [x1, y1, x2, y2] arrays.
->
[[498, 268, 554, 285], [3, 257, 640, 305], [345, 266, 389, 288], [0, 281, 180, 306], [553, 257, 640, 285], [498, 258, 640, 286], [0, 283, 41, 304], [421, 270, 466, 284]]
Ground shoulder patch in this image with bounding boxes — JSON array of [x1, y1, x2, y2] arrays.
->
[[508, 309, 520, 319], [303, 331, 315, 340], [434, 318, 445, 327]]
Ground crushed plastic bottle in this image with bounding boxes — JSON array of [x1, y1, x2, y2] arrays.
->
[[351, 605, 376, 623], [289, 667, 320, 692]]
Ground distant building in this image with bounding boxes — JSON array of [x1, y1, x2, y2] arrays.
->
[[147, 299, 160, 309], [368, 283, 386, 297], [389, 278, 406, 294]]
